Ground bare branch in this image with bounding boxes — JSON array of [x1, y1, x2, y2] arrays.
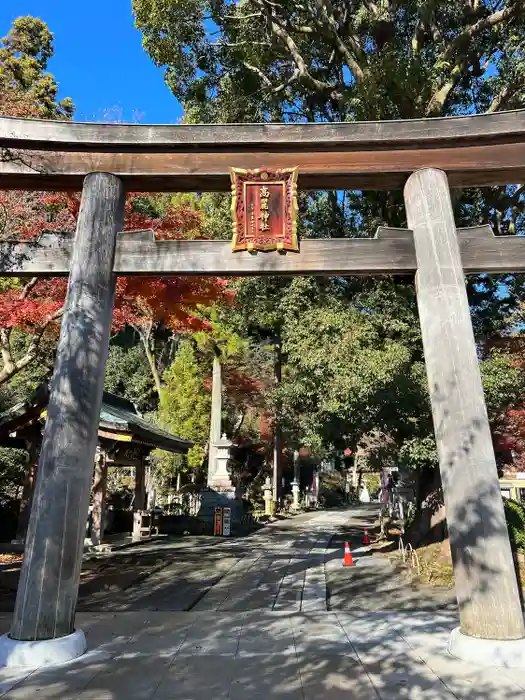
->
[[224, 12, 262, 20], [0, 306, 63, 386], [425, 64, 463, 116], [243, 61, 273, 87], [487, 80, 523, 113], [252, 1, 344, 98], [272, 68, 300, 94], [441, 5, 518, 65], [294, 25, 315, 34], [214, 41, 270, 47], [20, 277, 39, 299], [0, 328, 14, 380], [313, 0, 365, 82]]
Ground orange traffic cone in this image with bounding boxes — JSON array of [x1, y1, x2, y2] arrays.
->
[[363, 528, 370, 546], [343, 541, 354, 567]]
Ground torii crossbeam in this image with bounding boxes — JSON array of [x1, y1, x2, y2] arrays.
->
[[0, 226, 522, 277], [1, 111, 525, 668]]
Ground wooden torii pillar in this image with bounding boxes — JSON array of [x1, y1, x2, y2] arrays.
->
[[404, 168, 525, 648], [7, 173, 124, 657]]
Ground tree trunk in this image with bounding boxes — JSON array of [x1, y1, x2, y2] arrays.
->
[[142, 335, 162, 397], [90, 450, 108, 546], [405, 466, 446, 547]]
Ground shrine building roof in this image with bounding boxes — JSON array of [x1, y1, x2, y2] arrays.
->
[[0, 384, 192, 455]]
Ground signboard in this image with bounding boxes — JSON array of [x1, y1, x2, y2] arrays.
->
[[230, 167, 299, 252], [222, 507, 231, 537], [213, 507, 223, 536]]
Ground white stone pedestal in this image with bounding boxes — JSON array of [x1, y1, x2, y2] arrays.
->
[[201, 435, 242, 528], [0, 630, 86, 668], [448, 627, 525, 668], [208, 434, 233, 490]]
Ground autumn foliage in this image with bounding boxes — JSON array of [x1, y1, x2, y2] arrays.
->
[[0, 191, 233, 386], [1, 191, 230, 328]]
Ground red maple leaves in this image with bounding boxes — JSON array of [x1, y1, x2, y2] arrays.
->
[[0, 192, 232, 337]]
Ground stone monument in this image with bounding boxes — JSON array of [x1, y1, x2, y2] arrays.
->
[[198, 354, 242, 528]]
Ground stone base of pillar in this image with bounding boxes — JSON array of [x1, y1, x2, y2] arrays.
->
[[0, 629, 86, 668], [448, 627, 525, 668], [198, 487, 243, 529]]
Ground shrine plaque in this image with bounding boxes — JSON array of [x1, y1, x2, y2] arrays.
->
[[230, 167, 299, 252]]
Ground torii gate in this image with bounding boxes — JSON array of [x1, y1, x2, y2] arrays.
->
[[1, 110, 525, 667]]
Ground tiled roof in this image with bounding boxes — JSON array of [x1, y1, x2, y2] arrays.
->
[[0, 385, 193, 455]]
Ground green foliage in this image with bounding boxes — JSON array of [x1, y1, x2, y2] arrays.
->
[[318, 470, 346, 508], [364, 472, 380, 494], [104, 343, 157, 413], [0, 329, 54, 411], [150, 451, 185, 496], [0, 447, 26, 505], [399, 436, 439, 472], [134, 0, 525, 124], [106, 468, 134, 508], [133, 0, 525, 488], [159, 340, 211, 468], [0, 16, 73, 118], [271, 277, 428, 453], [481, 352, 525, 422], [504, 498, 525, 552], [192, 307, 247, 360]]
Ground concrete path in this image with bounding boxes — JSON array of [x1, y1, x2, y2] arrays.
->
[[0, 507, 522, 699]]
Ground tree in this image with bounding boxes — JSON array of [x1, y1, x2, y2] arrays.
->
[[0, 191, 233, 393], [0, 18, 233, 393], [134, 1, 525, 122], [104, 342, 157, 414], [0, 16, 73, 118], [158, 339, 211, 469], [0, 17, 74, 386], [134, 0, 525, 256], [134, 0, 525, 475]]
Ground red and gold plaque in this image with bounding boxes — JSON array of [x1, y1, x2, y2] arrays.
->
[[230, 167, 299, 252]]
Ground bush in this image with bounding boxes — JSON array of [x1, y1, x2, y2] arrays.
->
[[504, 498, 525, 551], [318, 471, 346, 508]]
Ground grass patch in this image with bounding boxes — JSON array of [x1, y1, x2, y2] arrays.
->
[[389, 539, 454, 589]]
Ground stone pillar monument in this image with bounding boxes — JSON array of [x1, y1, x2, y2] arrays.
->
[[207, 353, 222, 484], [199, 354, 242, 528], [291, 479, 300, 511], [264, 476, 273, 515]]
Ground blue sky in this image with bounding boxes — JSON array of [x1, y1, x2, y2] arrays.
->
[[0, 0, 183, 123]]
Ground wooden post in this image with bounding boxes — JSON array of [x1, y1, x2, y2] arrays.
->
[[272, 332, 282, 505], [90, 449, 108, 546], [132, 457, 146, 540], [404, 168, 525, 641], [10, 172, 125, 642]]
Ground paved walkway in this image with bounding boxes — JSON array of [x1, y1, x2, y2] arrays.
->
[[0, 508, 523, 699]]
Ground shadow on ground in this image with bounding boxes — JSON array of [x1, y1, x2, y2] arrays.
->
[[0, 609, 522, 699]]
